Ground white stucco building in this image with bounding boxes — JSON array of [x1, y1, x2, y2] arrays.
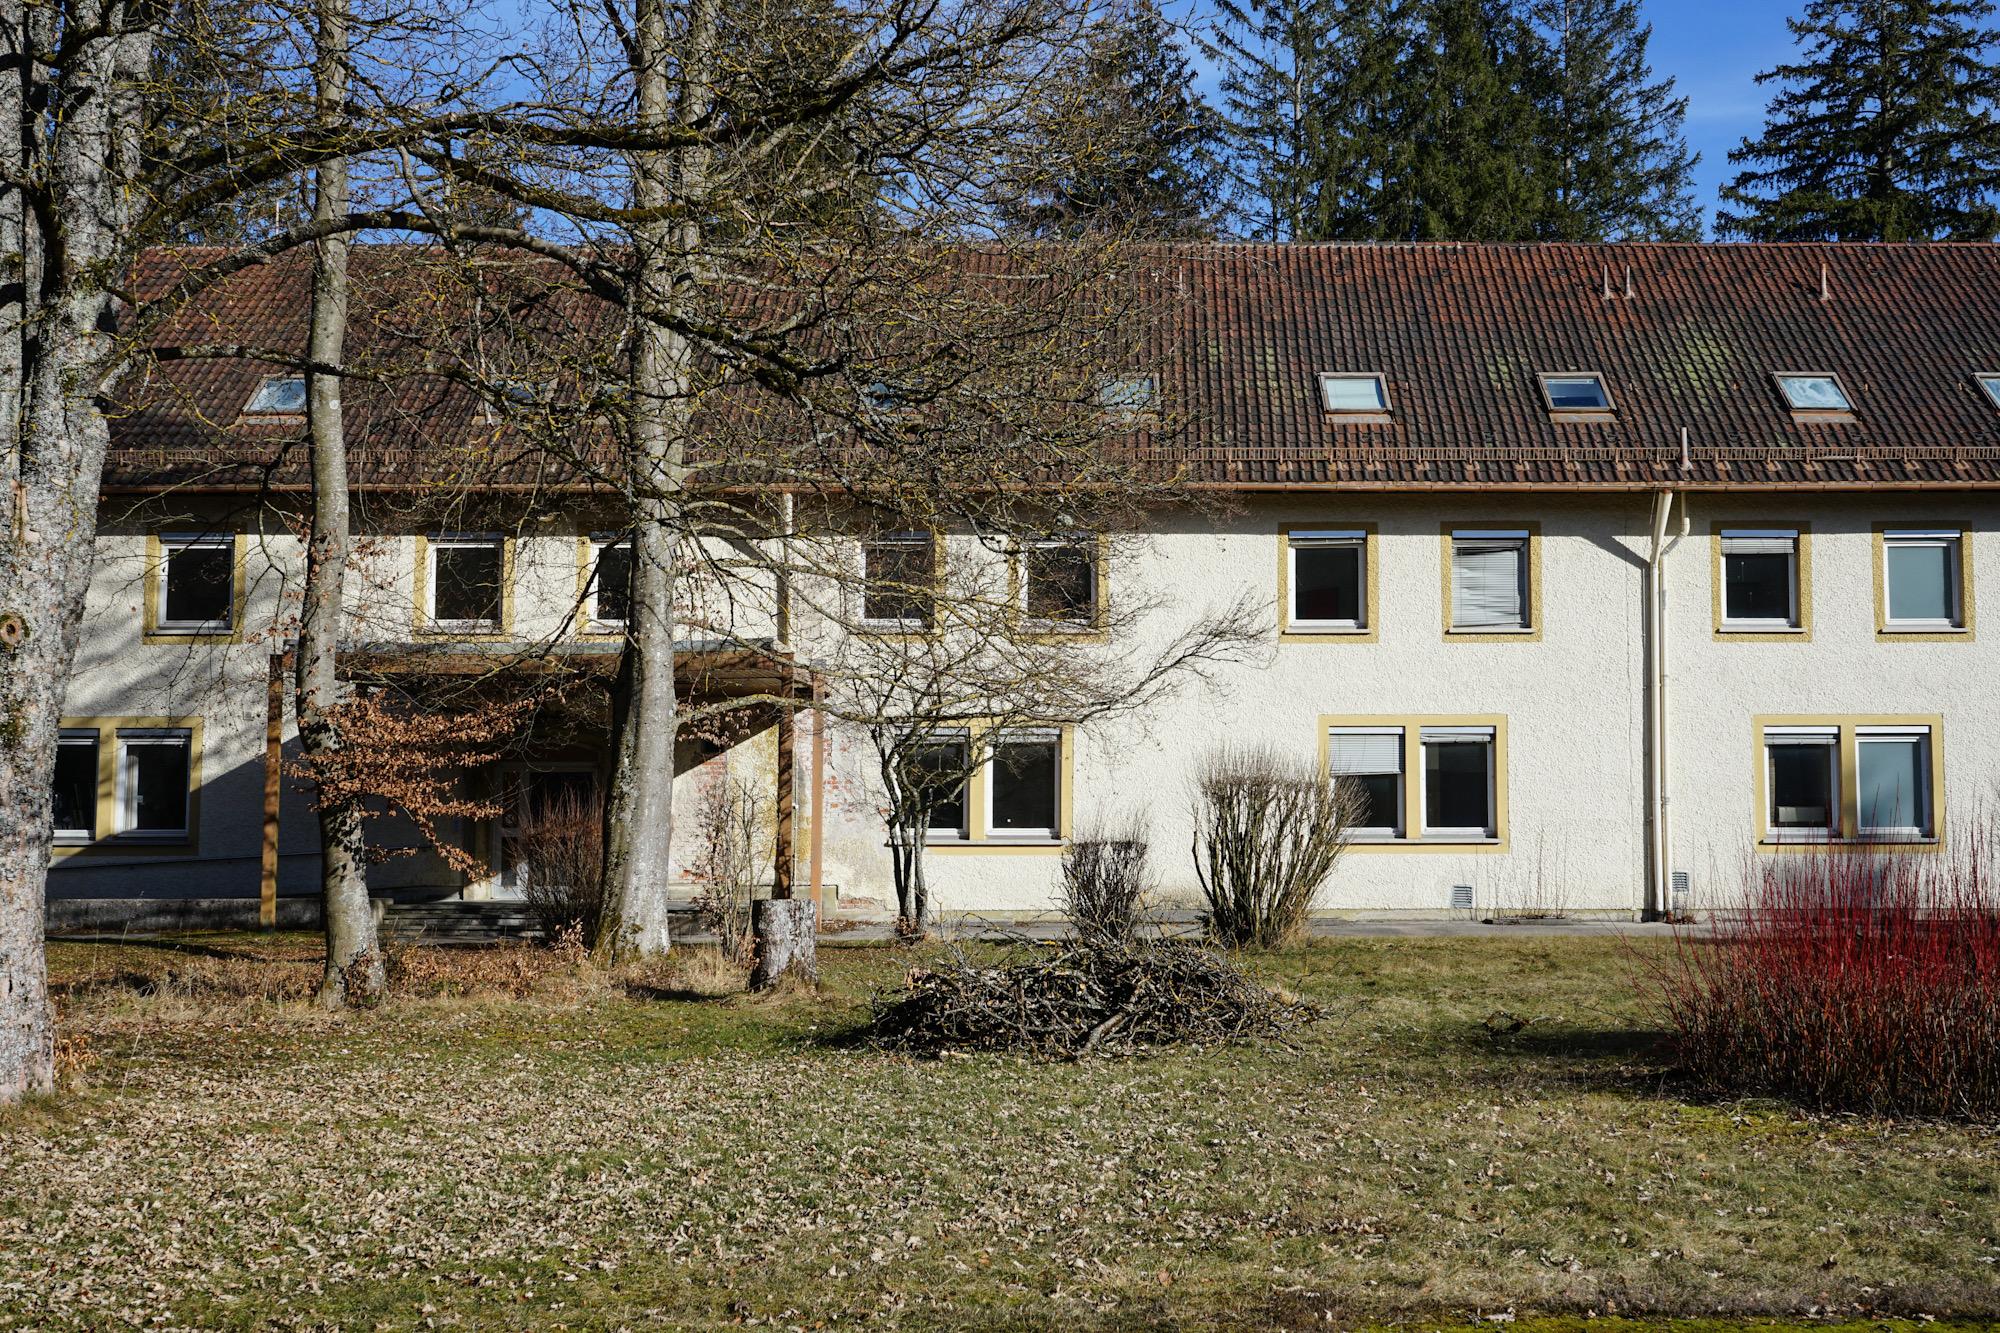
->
[[49, 243, 2000, 921]]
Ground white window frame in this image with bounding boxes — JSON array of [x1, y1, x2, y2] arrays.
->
[[1763, 726, 1840, 843], [1019, 538, 1099, 628], [1328, 726, 1403, 839], [427, 534, 506, 633], [983, 728, 1062, 842], [53, 730, 100, 843], [1538, 372, 1614, 414], [1449, 530, 1530, 632], [1720, 529, 1801, 630], [1288, 530, 1368, 632], [1881, 530, 1963, 630], [1774, 371, 1854, 413], [114, 727, 192, 841], [1855, 725, 1934, 841], [913, 729, 970, 842], [1418, 726, 1497, 840], [155, 533, 236, 633], [587, 536, 632, 630], [1976, 373, 2000, 412], [1318, 372, 1391, 415], [243, 374, 307, 415], [861, 533, 934, 630]]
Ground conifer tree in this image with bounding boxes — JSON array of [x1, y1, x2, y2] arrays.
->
[[1519, 0, 1701, 239], [1204, 0, 1340, 239], [1719, 0, 2000, 241], [1003, 0, 1226, 237]]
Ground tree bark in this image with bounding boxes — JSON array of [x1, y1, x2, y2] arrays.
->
[[750, 898, 817, 990], [0, 0, 158, 1103], [594, 0, 719, 963], [299, 0, 381, 1007]]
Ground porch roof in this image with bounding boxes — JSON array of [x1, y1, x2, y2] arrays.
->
[[284, 638, 818, 701]]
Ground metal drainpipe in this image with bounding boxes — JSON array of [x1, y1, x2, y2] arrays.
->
[[1646, 487, 1690, 919]]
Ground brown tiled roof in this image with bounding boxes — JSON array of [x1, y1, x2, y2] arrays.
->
[[109, 241, 2000, 492]]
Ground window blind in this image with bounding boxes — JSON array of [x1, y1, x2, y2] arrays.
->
[[1329, 730, 1402, 775], [1450, 540, 1524, 627], [1420, 725, 1495, 741], [1721, 532, 1796, 556]]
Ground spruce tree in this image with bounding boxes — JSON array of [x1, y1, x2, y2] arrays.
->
[[1002, 0, 1226, 238], [1373, 0, 1545, 240], [1719, 0, 2000, 241], [1519, 0, 1701, 239], [1203, 0, 1341, 239]]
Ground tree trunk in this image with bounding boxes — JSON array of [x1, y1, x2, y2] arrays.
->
[[299, 0, 381, 1008], [0, 0, 155, 1103], [594, 0, 718, 963], [750, 898, 817, 990]]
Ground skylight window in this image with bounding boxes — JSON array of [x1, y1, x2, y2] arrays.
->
[[1975, 373, 2000, 411], [1775, 372, 1854, 413], [1096, 374, 1156, 417], [1319, 373, 1390, 414], [244, 375, 307, 415], [1539, 372, 1613, 413]]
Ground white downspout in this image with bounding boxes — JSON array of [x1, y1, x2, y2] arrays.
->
[[1646, 484, 1690, 919]]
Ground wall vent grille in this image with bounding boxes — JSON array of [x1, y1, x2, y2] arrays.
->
[[1449, 884, 1475, 912]]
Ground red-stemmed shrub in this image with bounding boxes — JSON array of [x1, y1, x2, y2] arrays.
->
[[1643, 836, 2000, 1120]]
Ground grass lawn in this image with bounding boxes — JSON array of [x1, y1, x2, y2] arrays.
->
[[3, 932, 1997, 1331]]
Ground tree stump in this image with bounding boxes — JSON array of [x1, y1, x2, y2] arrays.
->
[[751, 898, 818, 991]]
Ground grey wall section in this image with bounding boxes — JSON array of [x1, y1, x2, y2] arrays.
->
[[52, 492, 2000, 917]]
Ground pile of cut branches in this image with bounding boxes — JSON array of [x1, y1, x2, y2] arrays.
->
[[869, 938, 1319, 1059]]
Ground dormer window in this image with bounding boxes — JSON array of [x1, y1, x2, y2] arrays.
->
[[1096, 374, 1156, 418], [1975, 373, 2000, 411], [1775, 372, 1854, 414], [244, 375, 306, 415], [1539, 372, 1613, 415], [1319, 373, 1390, 415]]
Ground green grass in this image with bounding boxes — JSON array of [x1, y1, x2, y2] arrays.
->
[[3, 933, 1996, 1330]]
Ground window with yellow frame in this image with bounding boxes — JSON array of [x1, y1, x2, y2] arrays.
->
[[1279, 523, 1377, 642], [909, 721, 1074, 851], [1320, 715, 1509, 850], [144, 533, 246, 644], [51, 717, 203, 855], [1755, 715, 1942, 849]]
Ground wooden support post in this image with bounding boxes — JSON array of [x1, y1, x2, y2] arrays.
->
[[260, 654, 283, 928], [773, 705, 795, 900], [809, 688, 825, 913]]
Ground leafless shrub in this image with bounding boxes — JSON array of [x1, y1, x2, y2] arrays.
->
[[691, 775, 764, 965], [869, 938, 1319, 1059], [519, 792, 607, 946], [1192, 745, 1360, 949], [1060, 823, 1152, 943]]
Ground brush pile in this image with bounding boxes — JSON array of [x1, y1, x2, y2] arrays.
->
[[869, 938, 1319, 1058]]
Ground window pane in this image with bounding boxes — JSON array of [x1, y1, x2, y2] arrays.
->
[[1778, 375, 1851, 411], [594, 544, 633, 623], [1451, 540, 1525, 629], [163, 543, 233, 625], [1346, 773, 1400, 831], [1769, 743, 1835, 831], [903, 740, 966, 833], [127, 738, 190, 833], [1544, 375, 1609, 410], [246, 377, 307, 413], [990, 737, 1058, 835], [864, 540, 934, 625], [1886, 542, 1953, 622], [1024, 543, 1095, 622], [1724, 551, 1792, 622], [1096, 376, 1154, 412], [1294, 545, 1362, 623], [1424, 740, 1490, 832], [433, 544, 502, 623], [53, 737, 97, 838], [1859, 737, 1928, 832], [1321, 375, 1387, 412]]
